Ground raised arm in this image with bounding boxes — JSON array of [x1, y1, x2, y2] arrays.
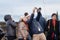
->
[[9, 20, 17, 28], [27, 8, 36, 24], [27, 13, 34, 24], [36, 12, 41, 21]]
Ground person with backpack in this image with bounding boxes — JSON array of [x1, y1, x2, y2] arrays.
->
[[4, 15, 17, 40], [37, 7, 46, 32], [25, 7, 46, 40]]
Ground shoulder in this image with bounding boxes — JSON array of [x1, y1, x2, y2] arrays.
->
[[6, 20, 12, 23], [19, 22, 25, 25], [48, 19, 52, 21], [40, 16, 45, 20], [47, 19, 52, 23]]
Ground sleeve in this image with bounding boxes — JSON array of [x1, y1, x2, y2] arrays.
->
[[45, 20, 49, 31], [27, 13, 34, 24], [59, 21, 60, 33], [19, 22, 24, 30], [19, 22, 27, 38], [9, 21, 17, 28], [43, 18, 47, 30], [36, 12, 41, 21]]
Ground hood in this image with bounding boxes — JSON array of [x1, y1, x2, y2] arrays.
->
[[4, 15, 12, 21]]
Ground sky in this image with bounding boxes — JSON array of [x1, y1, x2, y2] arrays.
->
[[0, 0, 60, 21]]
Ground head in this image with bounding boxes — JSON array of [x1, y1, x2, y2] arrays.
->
[[4, 15, 12, 21], [37, 7, 41, 13], [51, 13, 57, 20], [24, 12, 30, 21], [24, 12, 28, 16], [22, 15, 30, 22], [22, 17, 28, 22], [26, 15, 30, 20]]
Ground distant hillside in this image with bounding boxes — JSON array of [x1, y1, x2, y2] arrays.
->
[[0, 15, 60, 22], [0, 22, 18, 31]]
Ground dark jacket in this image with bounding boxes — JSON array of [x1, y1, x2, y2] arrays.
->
[[38, 12, 46, 31], [27, 13, 43, 35], [0, 28, 5, 39], [4, 15, 17, 36], [0, 28, 3, 34], [45, 19, 59, 40], [59, 21, 60, 33]]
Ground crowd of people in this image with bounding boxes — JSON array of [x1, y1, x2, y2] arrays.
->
[[0, 7, 60, 40]]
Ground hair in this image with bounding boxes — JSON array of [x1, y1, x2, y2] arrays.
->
[[38, 7, 41, 10], [4, 15, 12, 21], [51, 13, 57, 17], [24, 12, 28, 16]]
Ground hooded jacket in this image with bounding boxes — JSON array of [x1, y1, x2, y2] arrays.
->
[[38, 12, 46, 31], [27, 13, 43, 35], [4, 15, 17, 36]]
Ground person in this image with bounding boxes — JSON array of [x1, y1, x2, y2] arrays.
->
[[4, 15, 17, 40], [59, 21, 60, 40], [26, 7, 46, 40], [24, 12, 32, 40], [24, 12, 29, 16], [17, 17, 24, 40], [45, 13, 59, 40], [18, 17, 31, 40], [0, 26, 5, 40], [37, 7, 46, 32]]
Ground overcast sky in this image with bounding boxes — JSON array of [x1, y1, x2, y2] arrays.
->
[[0, 0, 60, 21]]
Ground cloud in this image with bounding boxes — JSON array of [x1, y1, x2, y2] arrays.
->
[[0, 0, 60, 21], [43, 4, 60, 15], [44, 0, 60, 4]]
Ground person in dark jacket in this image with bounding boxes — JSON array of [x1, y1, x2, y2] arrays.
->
[[0, 27, 5, 40], [37, 7, 46, 32], [45, 13, 59, 40], [59, 21, 60, 40], [25, 7, 46, 40], [4, 15, 17, 40]]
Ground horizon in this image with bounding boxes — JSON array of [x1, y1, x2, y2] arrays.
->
[[0, 14, 60, 22]]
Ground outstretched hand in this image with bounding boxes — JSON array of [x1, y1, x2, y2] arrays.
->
[[33, 7, 37, 14]]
